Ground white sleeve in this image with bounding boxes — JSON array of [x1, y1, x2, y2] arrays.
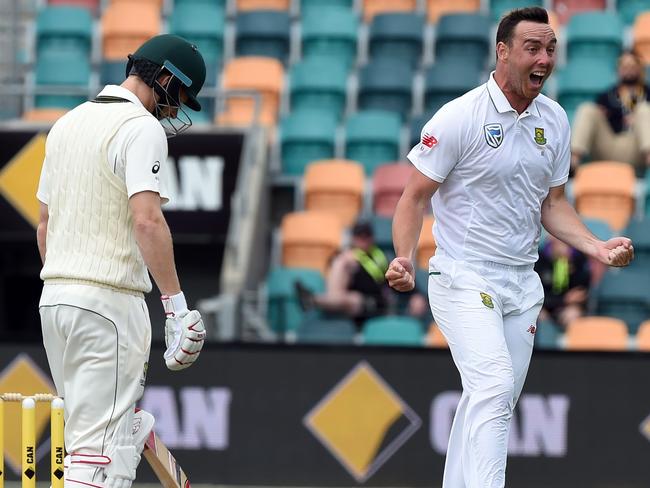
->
[[406, 104, 462, 183], [118, 116, 170, 203], [36, 156, 49, 205], [549, 110, 571, 187]]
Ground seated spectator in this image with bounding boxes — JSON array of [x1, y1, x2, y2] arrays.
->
[[571, 50, 650, 176], [534, 234, 592, 329], [295, 220, 428, 328]]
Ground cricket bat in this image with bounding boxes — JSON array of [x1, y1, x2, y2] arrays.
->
[[143, 431, 191, 488]]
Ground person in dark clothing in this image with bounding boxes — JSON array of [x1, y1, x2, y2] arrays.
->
[[571, 50, 650, 175]]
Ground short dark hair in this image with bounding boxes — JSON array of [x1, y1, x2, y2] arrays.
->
[[496, 7, 549, 46], [619, 49, 643, 66]]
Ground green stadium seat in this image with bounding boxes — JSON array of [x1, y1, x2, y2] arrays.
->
[[300, 0, 353, 16], [235, 10, 291, 64], [622, 217, 650, 268], [370, 214, 394, 262], [566, 11, 623, 68], [266, 267, 325, 335], [368, 12, 425, 69], [490, 0, 543, 23], [169, 2, 224, 69], [289, 57, 348, 120], [296, 317, 357, 344], [37, 6, 93, 58], [616, 0, 650, 25], [434, 13, 491, 70], [596, 268, 650, 333], [280, 110, 338, 175], [357, 59, 413, 120], [302, 6, 359, 70], [362, 315, 424, 346], [344, 110, 402, 175], [35, 53, 90, 109], [424, 60, 482, 114]]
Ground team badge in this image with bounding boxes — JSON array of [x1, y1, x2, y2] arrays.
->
[[534, 127, 547, 145], [484, 123, 503, 148], [480, 292, 494, 309]]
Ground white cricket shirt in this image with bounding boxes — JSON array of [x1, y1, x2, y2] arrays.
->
[[407, 73, 570, 265]]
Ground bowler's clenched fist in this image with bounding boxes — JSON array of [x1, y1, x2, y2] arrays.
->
[[597, 237, 634, 267], [386, 256, 415, 292]]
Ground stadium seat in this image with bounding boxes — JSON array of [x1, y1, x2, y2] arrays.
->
[[636, 320, 650, 351], [235, 10, 291, 64], [582, 217, 614, 242], [372, 163, 413, 217], [279, 110, 338, 175], [434, 13, 490, 70], [302, 6, 359, 70], [622, 217, 650, 268], [427, 0, 480, 24], [281, 211, 343, 274], [368, 12, 424, 69], [266, 267, 325, 335], [424, 60, 482, 113], [489, 0, 543, 23], [633, 12, 650, 64], [370, 214, 395, 262], [416, 215, 436, 269], [289, 57, 348, 120], [344, 110, 402, 174], [534, 320, 561, 349], [300, 0, 353, 16], [100, 60, 126, 85], [36, 6, 92, 59], [218, 56, 284, 127], [596, 268, 650, 333], [101, 2, 161, 60], [296, 317, 357, 344], [361, 0, 416, 22], [617, 0, 650, 25], [572, 161, 636, 231], [35, 54, 90, 109], [48, 0, 99, 13], [556, 59, 616, 125], [426, 322, 448, 348], [22, 108, 68, 122], [362, 315, 424, 346], [304, 160, 365, 226], [565, 11, 623, 68], [169, 2, 225, 69], [357, 59, 414, 120], [554, 0, 607, 25], [564, 316, 629, 350], [236, 0, 290, 10]]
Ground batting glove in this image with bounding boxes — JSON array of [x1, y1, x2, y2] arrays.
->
[[162, 292, 206, 371]]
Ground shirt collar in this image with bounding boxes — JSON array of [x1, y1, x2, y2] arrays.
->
[[97, 85, 147, 110], [487, 72, 540, 117]]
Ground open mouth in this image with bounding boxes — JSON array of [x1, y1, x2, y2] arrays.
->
[[530, 72, 544, 88]]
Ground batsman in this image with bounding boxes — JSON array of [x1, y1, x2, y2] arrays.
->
[[36, 34, 207, 488]]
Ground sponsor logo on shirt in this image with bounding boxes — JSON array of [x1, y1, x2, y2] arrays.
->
[[152, 161, 160, 174], [480, 292, 494, 309], [484, 123, 503, 148], [527, 324, 537, 335], [421, 132, 437, 148]]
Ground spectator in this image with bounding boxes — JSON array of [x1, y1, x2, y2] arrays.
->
[[295, 220, 428, 328], [571, 50, 650, 176], [534, 234, 592, 329]]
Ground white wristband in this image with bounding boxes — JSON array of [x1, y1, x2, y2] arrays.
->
[[161, 291, 189, 318]]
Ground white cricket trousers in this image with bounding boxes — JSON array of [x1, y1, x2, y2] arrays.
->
[[39, 283, 151, 457], [428, 252, 544, 488]]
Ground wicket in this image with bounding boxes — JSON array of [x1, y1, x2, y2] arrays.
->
[[0, 393, 64, 488]]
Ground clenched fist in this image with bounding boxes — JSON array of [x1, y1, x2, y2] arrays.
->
[[385, 256, 415, 292]]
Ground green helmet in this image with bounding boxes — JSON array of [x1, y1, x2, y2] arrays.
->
[[126, 34, 206, 111]]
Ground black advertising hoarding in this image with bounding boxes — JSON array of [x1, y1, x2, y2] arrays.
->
[[1, 344, 649, 488]]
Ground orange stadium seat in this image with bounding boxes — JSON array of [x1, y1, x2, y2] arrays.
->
[[427, 0, 479, 24], [217, 57, 284, 127], [236, 0, 290, 10], [636, 320, 650, 351], [633, 13, 650, 64], [426, 322, 449, 348], [101, 2, 160, 60], [554, 0, 606, 25], [281, 211, 343, 274], [416, 214, 436, 269], [109, 0, 162, 8], [304, 160, 365, 227], [22, 108, 68, 122], [564, 316, 629, 351], [372, 163, 413, 217], [572, 161, 636, 231], [362, 0, 416, 22]]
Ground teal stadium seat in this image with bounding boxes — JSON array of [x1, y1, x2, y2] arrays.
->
[[357, 59, 414, 120], [302, 6, 359, 70], [266, 267, 325, 335], [596, 268, 650, 333], [36, 6, 92, 58], [296, 317, 357, 344], [424, 60, 482, 114], [362, 315, 424, 346], [289, 57, 348, 120], [368, 12, 425, 69], [235, 10, 291, 64], [622, 217, 650, 268], [566, 11, 623, 68], [280, 110, 338, 175], [169, 2, 225, 81], [300, 0, 352, 16], [174, 0, 226, 6], [370, 214, 395, 262], [100, 60, 126, 85], [48, 0, 99, 13], [35, 54, 90, 109], [557, 59, 616, 125], [616, 0, 650, 25], [582, 217, 614, 242], [534, 320, 561, 349], [490, 0, 543, 22], [344, 110, 402, 174], [434, 13, 491, 70], [410, 113, 433, 147]]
